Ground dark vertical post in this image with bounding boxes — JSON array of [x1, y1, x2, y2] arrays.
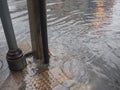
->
[[0, 0, 27, 71], [27, 0, 49, 64], [39, 0, 49, 64], [27, 0, 44, 60]]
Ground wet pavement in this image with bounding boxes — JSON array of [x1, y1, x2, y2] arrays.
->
[[0, 0, 31, 86], [1, 0, 120, 90]]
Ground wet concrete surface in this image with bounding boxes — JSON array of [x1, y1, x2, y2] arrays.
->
[[1, 0, 120, 90], [0, 0, 31, 86]]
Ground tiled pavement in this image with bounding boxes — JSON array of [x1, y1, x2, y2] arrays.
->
[[1, 0, 120, 90]]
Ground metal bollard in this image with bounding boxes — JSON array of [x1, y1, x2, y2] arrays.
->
[[0, 0, 27, 71], [39, 0, 49, 64]]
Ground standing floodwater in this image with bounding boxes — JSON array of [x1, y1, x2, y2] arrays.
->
[[0, 0, 120, 90], [47, 0, 120, 90]]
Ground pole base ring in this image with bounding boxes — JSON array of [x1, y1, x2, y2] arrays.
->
[[7, 49, 27, 71]]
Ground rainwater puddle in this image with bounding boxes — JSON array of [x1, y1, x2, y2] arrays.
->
[[1, 0, 120, 90]]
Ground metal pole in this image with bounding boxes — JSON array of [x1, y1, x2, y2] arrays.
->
[[0, 0, 27, 71], [27, 0, 44, 60], [39, 0, 49, 64]]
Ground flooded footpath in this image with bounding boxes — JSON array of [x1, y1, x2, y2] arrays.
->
[[1, 0, 120, 90]]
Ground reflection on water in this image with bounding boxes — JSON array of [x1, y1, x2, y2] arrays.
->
[[92, 1, 114, 28], [84, 0, 114, 29], [93, 1, 106, 28]]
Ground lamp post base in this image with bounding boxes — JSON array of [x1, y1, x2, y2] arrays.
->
[[7, 49, 27, 71]]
